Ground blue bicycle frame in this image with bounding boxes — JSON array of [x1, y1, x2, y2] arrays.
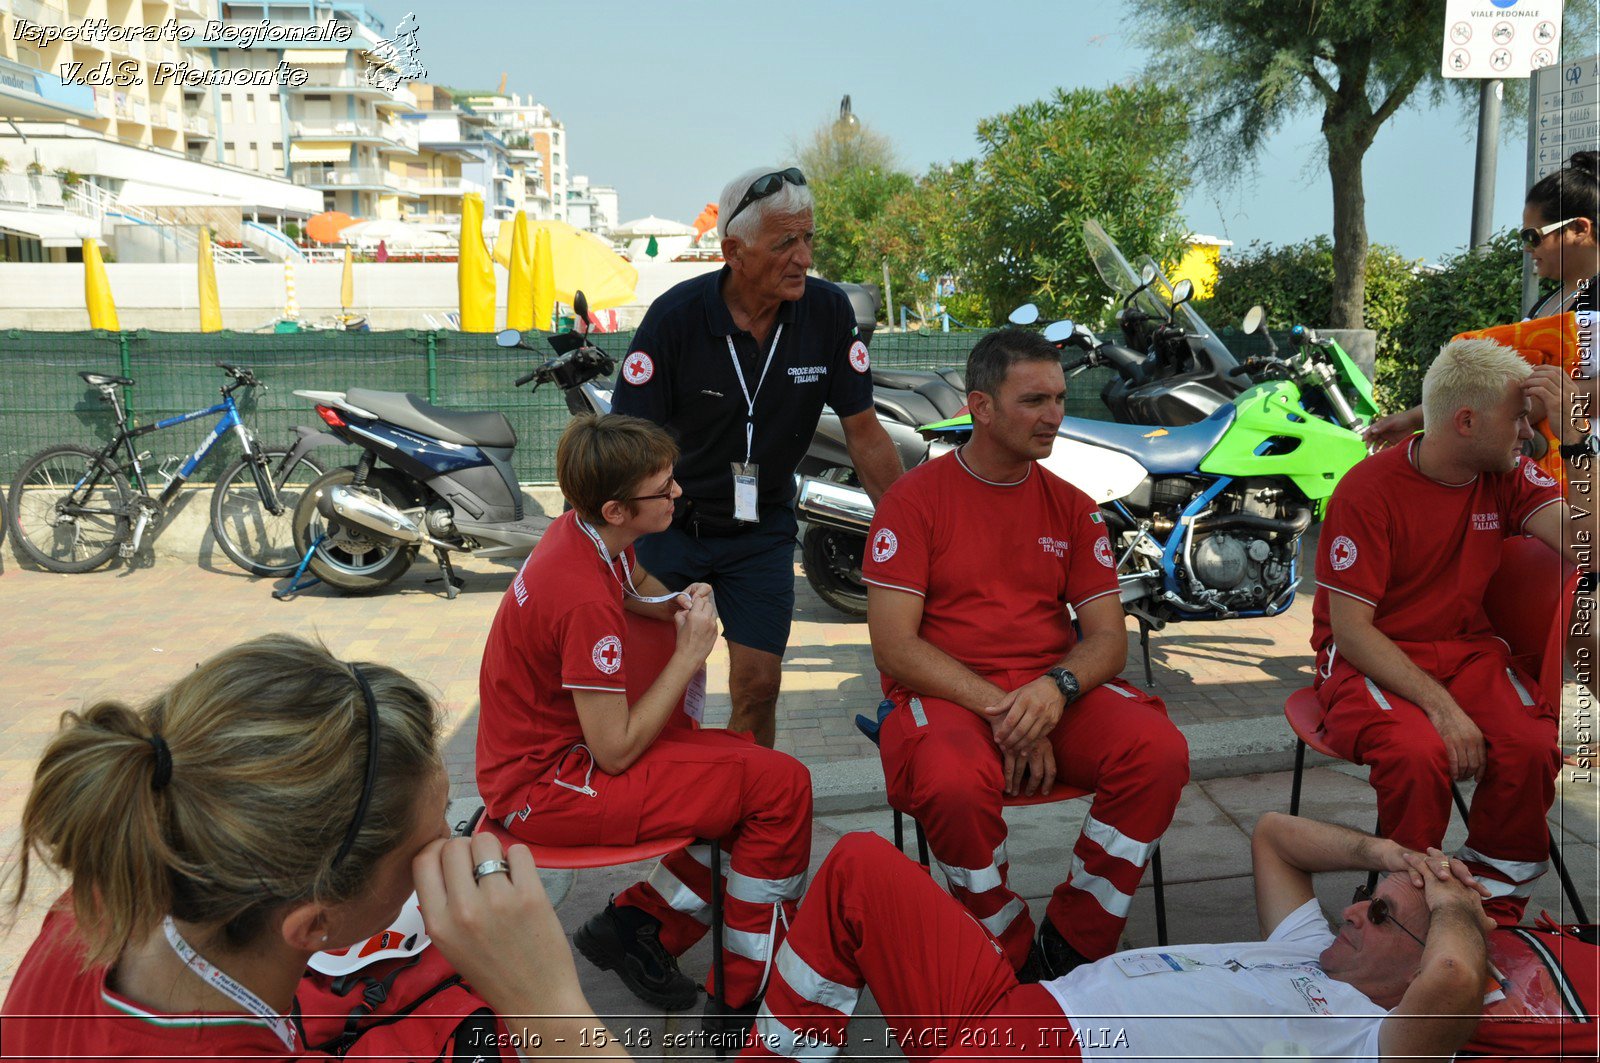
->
[[116, 392, 255, 505]]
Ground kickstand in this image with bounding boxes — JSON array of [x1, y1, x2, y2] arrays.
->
[[272, 534, 325, 601], [1139, 618, 1155, 687], [427, 547, 464, 600]]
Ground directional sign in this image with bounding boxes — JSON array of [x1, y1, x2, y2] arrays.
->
[[1529, 54, 1600, 182], [1443, 0, 1563, 79]]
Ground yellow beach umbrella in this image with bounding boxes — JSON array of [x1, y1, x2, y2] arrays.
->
[[198, 229, 223, 332], [457, 193, 496, 332], [492, 219, 514, 270], [83, 237, 120, 331], [506, 212, 534, 331], [340, 244, 355, 311], [529, 219, 637, 311], [531, 226, 556, 330]]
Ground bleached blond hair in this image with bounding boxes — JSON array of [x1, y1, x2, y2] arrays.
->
[[1421, 337, 1531, 430]]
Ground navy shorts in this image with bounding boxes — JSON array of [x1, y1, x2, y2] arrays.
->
[[633, 504, 798, 656]]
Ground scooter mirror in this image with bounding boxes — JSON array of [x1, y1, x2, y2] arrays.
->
[[1140, 262, 1158, 284], [1008, 303, 1040, 326], [1241, 305, 1266, 335], [1171, 278, 1194, 306], [495, 328, 523, 348], [1042, 320, 1075, 344], [573, 290, 590, 329]]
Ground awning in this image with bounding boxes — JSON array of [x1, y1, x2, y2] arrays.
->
[[282, 49, 349, 66], [290, 144, 353, 163], [0, 207, 101, 247]]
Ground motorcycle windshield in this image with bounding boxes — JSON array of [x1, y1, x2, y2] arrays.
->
[[1140, 255, 1241, 372], [1083, 218, 1170, 323]]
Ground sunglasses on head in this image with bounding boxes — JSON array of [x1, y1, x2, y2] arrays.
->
[[1352, 884, 1426, 949], [725, 168, 807, 228], [1520, 217, 1582, 249]]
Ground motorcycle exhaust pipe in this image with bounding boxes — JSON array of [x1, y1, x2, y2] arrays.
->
[[1193, 506, 1314, 537], [317, 484, 423, 543], [795, 476, 875, 534]]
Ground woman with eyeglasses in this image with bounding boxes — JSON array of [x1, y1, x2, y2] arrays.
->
[[1365, 150, 1600, 450], [2, 634, 624, 1062]]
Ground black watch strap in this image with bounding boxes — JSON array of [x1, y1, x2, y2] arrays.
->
[[1046, 667, 1079, 704]]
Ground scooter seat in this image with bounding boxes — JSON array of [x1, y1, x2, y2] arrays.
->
[[1056, 404, 1235, 475], [914, 381, 967, 419], [872, 368, 946, 390], [346, 388, 517, 448], [872, 389, 944, 431]]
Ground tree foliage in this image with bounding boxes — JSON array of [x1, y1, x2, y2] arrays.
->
[[1126, 0, 1546, 330]]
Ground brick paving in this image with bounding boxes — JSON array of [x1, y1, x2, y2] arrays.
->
[[0, 543, 1317, 991]]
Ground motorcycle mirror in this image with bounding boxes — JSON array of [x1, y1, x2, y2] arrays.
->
[[1241, 305, 1266, 335], [1008, 303, 1040, 326], [572, 290, 590, 336], [1171, 278, 1194, 306], [495, 328, 523, 348], [1042, 320, 1075, 344], [1140, 262, 1157, 284]]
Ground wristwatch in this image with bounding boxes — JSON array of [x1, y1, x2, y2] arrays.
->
[[1044, 667, 1080, 706], [1560, 435, 1598, 462]]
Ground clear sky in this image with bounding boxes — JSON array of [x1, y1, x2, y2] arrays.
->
[[392, 0, 1572, 264]]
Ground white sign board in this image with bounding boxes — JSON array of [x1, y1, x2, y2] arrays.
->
[[1529, 53, 1600, 183], [1442, 0, 1563, 79]]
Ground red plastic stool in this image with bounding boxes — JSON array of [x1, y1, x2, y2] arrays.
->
[[466, 807, 729, 1032]]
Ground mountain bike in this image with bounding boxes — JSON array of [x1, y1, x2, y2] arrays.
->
[[7, 363, 326, 575]]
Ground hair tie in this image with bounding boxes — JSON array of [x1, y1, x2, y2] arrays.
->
[[147, 735, 173, 791], [332, 665, 381, 868]]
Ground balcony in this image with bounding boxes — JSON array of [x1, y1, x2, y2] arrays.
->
[[0, 173, 66, 209], [378, 120, 419, 153], [9, 0, 68, 28], [408, 175, 484, 197], [293, 166, 423, 196], [292, 118, 381, 140], [184, 110, 213, 137]]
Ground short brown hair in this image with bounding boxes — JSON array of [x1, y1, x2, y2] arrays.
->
[[556, 413, 679, 523]]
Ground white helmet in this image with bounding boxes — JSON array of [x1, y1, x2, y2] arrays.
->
[[307, 891, 431, 976]]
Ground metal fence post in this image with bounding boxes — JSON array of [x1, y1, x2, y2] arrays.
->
[[118, 331, 134, 419], [426, 330, 438, 404]]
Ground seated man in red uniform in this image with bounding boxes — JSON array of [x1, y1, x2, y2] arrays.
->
[[1313, 338, 1591, 922], [862, 327, 1189, 979], [476, 413, 812, 1027]]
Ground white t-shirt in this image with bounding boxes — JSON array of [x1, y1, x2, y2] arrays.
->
[[1043, 900, 1389, 1062]]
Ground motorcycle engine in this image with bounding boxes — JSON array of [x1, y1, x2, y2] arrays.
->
[[424, 504, 455, 539], [1185, 486, 1299, 611]]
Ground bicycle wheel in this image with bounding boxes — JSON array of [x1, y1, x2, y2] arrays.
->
[[210, 447, 328, 577], [8, 444, 133, 573]]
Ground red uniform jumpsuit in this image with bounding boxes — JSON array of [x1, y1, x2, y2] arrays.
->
[[477, 511, 812, 1006], [861, 450, 1188, 966], [1312, 440, 1565, 921]]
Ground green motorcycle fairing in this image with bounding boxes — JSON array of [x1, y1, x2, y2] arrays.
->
[[1198, 379, 1367, 511]]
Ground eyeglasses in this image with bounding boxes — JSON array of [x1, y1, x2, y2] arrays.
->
[[1519, 217, 1582, 249], [725, 168, 807, 228], [620, 477, 676, 503], [1352, 884, 1426, 949]]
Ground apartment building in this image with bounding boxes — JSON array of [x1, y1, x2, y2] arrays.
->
[[565, 173, 617, 234], [390, 83, 521, 226], [459, 90, 565, 222]]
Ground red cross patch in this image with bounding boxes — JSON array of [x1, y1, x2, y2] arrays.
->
[[849, 340, 871, 374], [1524, 459, 1558, 488], [872, 527, 897, 562], [622, 352, 654, 386], [1329, 535, 1358, 572], [592, 635, 623, 674]]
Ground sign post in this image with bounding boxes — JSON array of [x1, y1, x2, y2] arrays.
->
[[1442, 0, 1564, 250]]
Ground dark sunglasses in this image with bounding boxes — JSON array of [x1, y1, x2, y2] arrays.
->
[[725, 168, 807, 228], [1352, 884, 1426, 949], [620, 476, 676, 504], [1519, 217, 1581, 249]]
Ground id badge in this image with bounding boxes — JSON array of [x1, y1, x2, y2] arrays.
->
[[731, 462, 759, 523], [684, 664, 707, 724]]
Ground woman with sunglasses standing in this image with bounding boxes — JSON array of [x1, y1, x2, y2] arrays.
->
[[2, 634, 623, 1062], [1365, 150, 1600, 449]]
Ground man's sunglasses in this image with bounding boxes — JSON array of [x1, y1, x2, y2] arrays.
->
[[1519, 217, 1582, 249], [1352, 884, 1425, 949], [725, 168, 807, 228]]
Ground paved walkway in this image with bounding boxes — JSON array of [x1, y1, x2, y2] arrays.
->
[[1, 540, 1594, 1033]]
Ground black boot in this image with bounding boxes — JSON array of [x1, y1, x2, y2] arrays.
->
[[1028, 917, 1092, 981], [573, 901, 698, 1011]]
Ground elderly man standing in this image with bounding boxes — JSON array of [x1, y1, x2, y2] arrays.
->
[[611, 166, 903, 746]]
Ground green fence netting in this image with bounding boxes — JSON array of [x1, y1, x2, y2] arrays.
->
[[0, 328, 1029, 484]]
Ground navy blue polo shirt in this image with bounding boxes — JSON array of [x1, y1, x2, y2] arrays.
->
[[610, 267, 873, 518]]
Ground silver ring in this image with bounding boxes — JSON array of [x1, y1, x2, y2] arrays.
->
[[473, 859, 511, 882]]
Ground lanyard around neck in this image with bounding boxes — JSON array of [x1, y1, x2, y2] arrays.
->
[[576, 519, 683, 604], [162, 917, 298, 1052], [725, 323, 783, 465]]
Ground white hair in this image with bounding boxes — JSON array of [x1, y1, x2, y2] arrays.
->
[[719, 165, 813, 245], [1421, 337, 1532, 429]]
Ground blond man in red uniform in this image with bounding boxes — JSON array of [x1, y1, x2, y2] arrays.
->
[[477, 414, 812, 1028], [862, 328, 1188, 979], [1314, 338, 1590, 921]]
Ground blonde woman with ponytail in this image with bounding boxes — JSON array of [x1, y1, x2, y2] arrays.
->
[[3, 634, 624, 1061]]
